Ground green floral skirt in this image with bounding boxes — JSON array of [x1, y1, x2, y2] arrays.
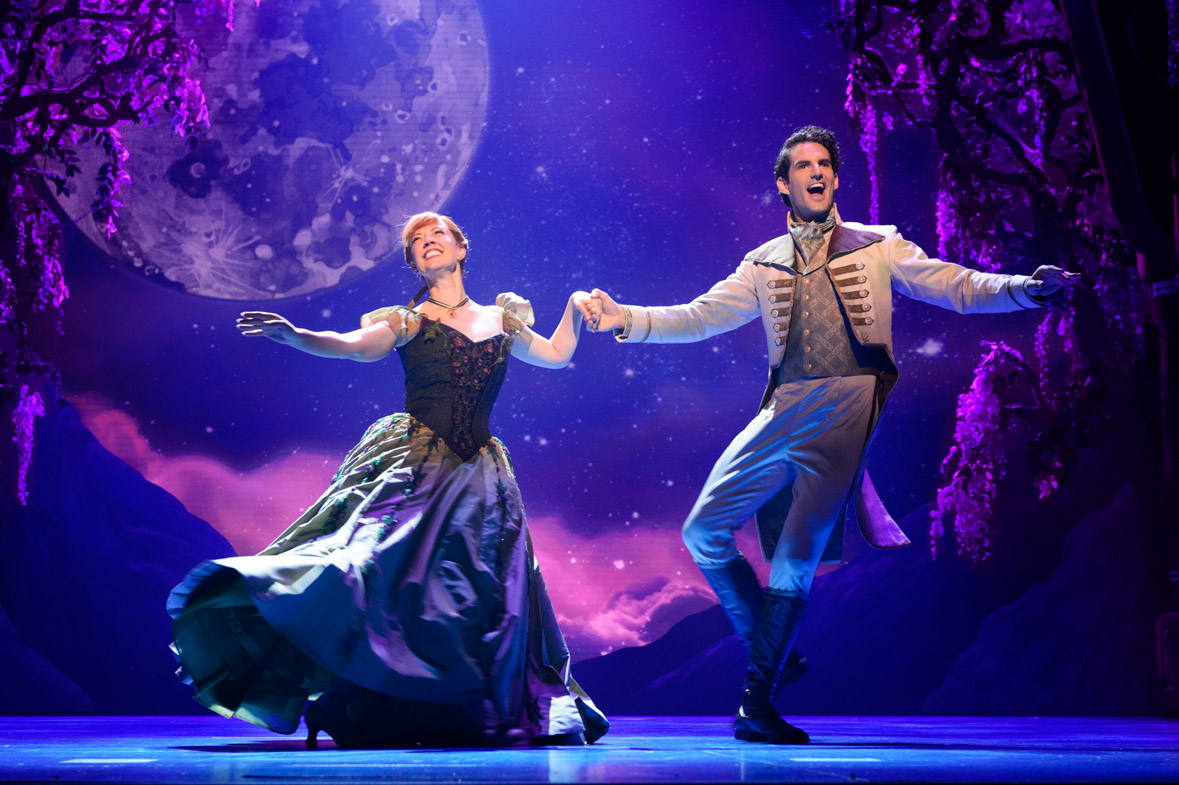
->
[[167, 413, 608, 744]]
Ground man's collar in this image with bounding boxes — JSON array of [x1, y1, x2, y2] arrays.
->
[[828, 223, 886, 259], [787, 203, 841, 231], [745, 205, 885, 269]]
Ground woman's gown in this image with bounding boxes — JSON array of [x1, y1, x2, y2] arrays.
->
[[167, 306, 609, 746]]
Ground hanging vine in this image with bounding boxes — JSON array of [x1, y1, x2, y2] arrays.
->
[[836, 0, 1146, 561], [0, 0, 247, 504]]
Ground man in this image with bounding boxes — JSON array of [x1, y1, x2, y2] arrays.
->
[[586, 125, 1074, 744]]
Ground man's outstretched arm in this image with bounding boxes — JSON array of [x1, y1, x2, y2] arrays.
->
[[888, 234, 1078, 313], [587, 266, 762, 344]]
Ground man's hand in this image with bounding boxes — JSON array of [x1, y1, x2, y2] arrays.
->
[[1028, 266, 1080, 297], [589, 288, 625, 332]]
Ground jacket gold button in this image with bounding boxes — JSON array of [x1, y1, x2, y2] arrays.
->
[[856, 263, 864, 270], [864, 317, 874, 325], [858, 275, 867, 283], [860, 290, 868, 297]]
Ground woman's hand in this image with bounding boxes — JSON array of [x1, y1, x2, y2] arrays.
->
[[237, 311, 397, 361], [571, 290, 599, 331], [237, 312, 301, 345]]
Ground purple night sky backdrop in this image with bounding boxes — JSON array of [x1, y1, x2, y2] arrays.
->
[[33, 0, 1052, 661]]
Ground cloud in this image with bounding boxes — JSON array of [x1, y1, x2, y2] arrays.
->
[[71, 392, 340, 556], [526, 515, 741, 659]]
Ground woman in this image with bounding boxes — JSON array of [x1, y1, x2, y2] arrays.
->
[[167, 212, 608, 748]]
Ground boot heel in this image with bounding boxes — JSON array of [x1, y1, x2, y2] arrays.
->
[[734, 728, 770, 743], [304, 703, 325, 749]]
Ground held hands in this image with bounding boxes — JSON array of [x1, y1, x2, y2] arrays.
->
[[1028, 266, 1081, 297], [237, 311, 300, 344], [582, 288, 624, 333], [572, 289, 623, 333]]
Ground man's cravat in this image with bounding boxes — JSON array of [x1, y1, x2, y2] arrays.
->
[[791, 211, 837, 271]]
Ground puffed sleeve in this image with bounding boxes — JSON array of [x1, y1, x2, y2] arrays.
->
[[495, 292, 536, 336], [359, 305, 423, 346]]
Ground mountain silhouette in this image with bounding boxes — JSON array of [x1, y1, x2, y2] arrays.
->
[[573, 479, 1155, 717], [0, 393, 235, 714]]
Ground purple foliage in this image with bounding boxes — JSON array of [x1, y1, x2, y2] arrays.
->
[[930, 341, 1031, 563], [843, 58, 880, 223], [8, 182, 68, 316], [840, 0, 1143, 562], [12, 384, 45, 505], [1, 1, 228, 238], [0, 0, 245, 499]]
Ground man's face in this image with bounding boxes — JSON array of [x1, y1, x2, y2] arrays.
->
[[777, 142, 839, 222]]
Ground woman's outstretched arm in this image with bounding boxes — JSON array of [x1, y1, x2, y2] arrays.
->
[[237, 311, 398, 362], [510, 292, 595, 368]]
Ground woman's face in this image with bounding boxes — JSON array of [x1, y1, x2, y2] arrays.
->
[[408, 219, 465, 277]]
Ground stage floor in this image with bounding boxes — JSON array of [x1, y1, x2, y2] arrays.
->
[[1, 715, 1177, 783]]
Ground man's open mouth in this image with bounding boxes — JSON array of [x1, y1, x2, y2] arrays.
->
[[807, 183, 825, 195]]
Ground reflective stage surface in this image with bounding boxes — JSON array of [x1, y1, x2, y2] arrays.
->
[[2, 716, 1177, 783]]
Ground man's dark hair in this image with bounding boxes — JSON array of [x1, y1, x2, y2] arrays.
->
[[773, 125, 841, 207]]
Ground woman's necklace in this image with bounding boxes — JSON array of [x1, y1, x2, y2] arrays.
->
[[426, 295, 470, 318]]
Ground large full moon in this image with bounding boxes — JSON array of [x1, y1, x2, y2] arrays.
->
[[59, 0, 488, 300]]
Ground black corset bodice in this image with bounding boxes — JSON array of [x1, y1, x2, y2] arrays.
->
[[396, 318, 511, 461]]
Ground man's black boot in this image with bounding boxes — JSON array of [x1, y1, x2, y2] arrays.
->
[[700, 556, 808, 682], [700, 555, 764, 652], [733, 589, 810, 744]]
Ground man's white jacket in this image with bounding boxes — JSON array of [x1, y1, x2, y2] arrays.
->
[[616, 220, 1046, 561]]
